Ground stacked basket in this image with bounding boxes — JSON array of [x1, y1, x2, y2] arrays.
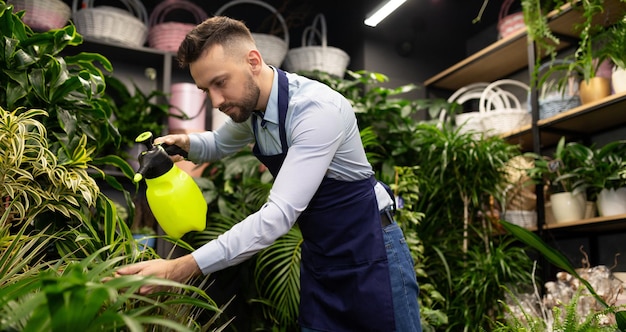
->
[[10, 0, 71, 31], [497, 0, 525, 39], [72, 0, 148, 47], [479, 79, 531, 136], [449, 82, 508, 137], [283, 14, 350, 77], [148, 0, 208, 53], [215, 0, 289, 67]]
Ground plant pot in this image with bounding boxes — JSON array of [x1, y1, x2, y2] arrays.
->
[[133, 233, 156, 249], [550, 192, 586, 223], [596, 187, 626, 217], [584, 201, 597, 219], [579, 77, 611, 104], [168, 83, 208, 132], [612, 66, 626, 94]]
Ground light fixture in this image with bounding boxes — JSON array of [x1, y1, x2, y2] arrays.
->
[[364, 0, 407, 27]]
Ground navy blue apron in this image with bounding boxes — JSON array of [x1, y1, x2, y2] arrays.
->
[[252, 69, 395, 331]]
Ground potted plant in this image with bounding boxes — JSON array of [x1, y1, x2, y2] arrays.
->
[[526, 137, 593, 223], [597, 17, 626, 93], [525, 0, 614, 104], [578, 140, 626, 216]]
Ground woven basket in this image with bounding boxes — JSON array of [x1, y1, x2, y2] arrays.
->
[[479, 79, 531, 136], [10, 0, 71, 31], [148, 0, 207, 52], [215, 0, 289, 67], [503, 210, 537, 229], [283, 14, 350, 77], [497, 0, 525, 39], [448, 82, 509, 136], [72, 0, 148, 47], [537, 60, 581, 119]]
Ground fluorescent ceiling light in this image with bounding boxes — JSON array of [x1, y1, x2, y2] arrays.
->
[[364, 0, 407, 27]]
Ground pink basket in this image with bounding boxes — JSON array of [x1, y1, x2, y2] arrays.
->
[[148, 0, 208, 52], [11, 0, 71, 31], [497, 0, 525, 39]]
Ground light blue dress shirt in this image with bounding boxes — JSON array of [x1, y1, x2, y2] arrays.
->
[[188, 68, 391, 274]]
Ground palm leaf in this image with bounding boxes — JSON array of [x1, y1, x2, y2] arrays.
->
[[253, 226, 302, 327]]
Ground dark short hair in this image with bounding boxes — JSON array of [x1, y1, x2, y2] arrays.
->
[[177, 16, 255, 68]]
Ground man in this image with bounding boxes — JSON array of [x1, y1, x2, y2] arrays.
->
[[116, 16, 422, 332]]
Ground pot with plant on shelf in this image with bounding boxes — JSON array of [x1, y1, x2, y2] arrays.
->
[[522, 0, 615, 104], [526, 137, 594, 223], [578, 140, 626, 217], [597, 17, 626, 94]]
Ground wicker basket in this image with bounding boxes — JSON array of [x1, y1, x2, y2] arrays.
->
[[497, 0, 525, 39], [503, 210, 537, 229], [72, 0, 148, 47], [448, 82, 508, 136], [10, 0, 71, 31], [283, 14, 350, 77], [537, 60, 581, 119], [215, 0, 289, 67], [148, 0, 207, 53], [479, 79, 531, 136]]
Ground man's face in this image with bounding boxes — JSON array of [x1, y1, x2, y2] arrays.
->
[[190, 45, 260, 123]]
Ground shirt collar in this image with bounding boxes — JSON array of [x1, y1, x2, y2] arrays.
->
[[259, 66, 279, 126]]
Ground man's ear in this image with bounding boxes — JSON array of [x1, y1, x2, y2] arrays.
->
[[248, 49, 263, 73]]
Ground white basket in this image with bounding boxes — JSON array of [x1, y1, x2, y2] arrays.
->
[[215, 0, 289, 67], [503, 210, 537, 229], [10, 0, 71, 31], [448, 82, 508, 136], [479, 79, 531, 136], [148, 0, 207, 52], [72, 0, 148, 47], [283, 14, 350, 77]]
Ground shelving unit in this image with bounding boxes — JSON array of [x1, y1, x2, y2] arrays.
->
[[503, 91, 626, 151], [424, 0, 626, 272]]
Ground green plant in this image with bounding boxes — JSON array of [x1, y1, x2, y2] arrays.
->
[[406, 123, 534, 330], [104, 75, 181, 153], [597, 17, 626, 70], [303, 70, 451, 182], [0, 107, 99, 226], [0, 2, 119, 157], [0, 245, 222, 331], [521, 0, 615, 89], [526, 136, 593, 195], [0, 0, 136, 217], [0, 105, 223, 330], [576, 140, 626, 201], [501, 220, 626, 330]]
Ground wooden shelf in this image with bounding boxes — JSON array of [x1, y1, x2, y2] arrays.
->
[[542, 213, 626, 232], [424, 0, 626, 91], [502, 91, 626, 150]]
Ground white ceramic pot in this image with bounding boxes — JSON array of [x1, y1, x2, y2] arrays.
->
[[550, 192, 586, 223], [612, 66, 626, 94], [597, 187, 626, 217]]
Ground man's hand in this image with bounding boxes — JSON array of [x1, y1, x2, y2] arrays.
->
[[115, 255, 202, 294], [155, 134, 190, 162]]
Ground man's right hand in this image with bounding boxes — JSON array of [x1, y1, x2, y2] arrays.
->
[[155, 134, 190, 162]]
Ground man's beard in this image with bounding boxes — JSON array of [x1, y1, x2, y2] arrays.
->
[[220, 75, 260, 123]]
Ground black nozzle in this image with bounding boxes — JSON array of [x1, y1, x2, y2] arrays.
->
[[161, 143, 189, 159]]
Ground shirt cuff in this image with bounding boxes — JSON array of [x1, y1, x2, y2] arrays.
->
[[191, 240, 229, 275]]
